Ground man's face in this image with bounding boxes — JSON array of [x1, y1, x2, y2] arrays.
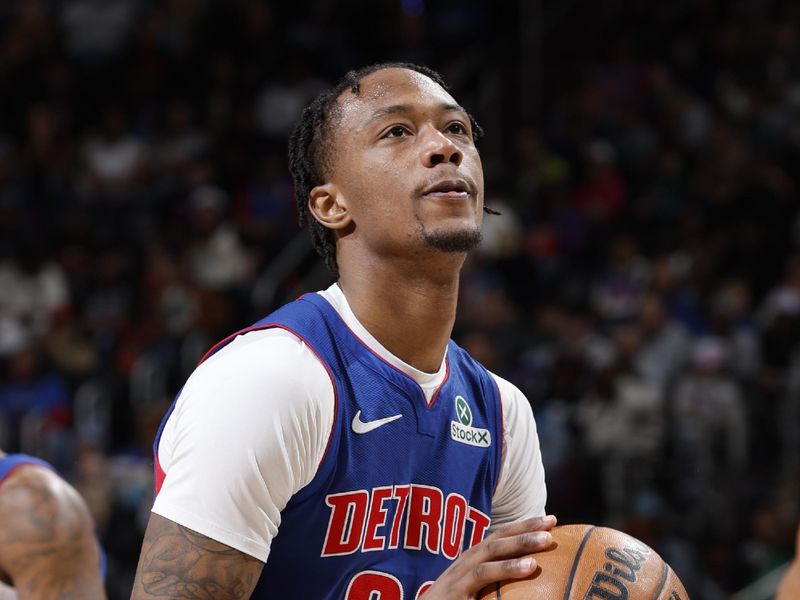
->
[[325, 68, 485, 259]]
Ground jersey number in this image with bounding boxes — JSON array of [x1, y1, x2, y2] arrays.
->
[[345, 571, 434, 599]]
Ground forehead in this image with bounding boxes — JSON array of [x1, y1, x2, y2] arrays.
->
[[334, 68, 459, 128]]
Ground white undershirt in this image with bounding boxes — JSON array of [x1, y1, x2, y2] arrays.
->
[[152, 284, 547, 562]]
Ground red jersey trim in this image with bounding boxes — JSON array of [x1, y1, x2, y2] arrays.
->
[[154, 453, 166, 496], [197, 323, 280, 366]]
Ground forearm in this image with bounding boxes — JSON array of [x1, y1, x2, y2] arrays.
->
[[12, 579, 104, 600], [131, 513, 263, 600]]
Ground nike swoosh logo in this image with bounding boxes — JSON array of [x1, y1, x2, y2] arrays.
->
[[351, 410, 403, 434]]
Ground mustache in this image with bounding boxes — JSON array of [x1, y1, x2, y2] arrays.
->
[[412, 176, 479, 198]]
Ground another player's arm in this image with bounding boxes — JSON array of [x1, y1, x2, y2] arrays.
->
[[777, 525, 800, 600], [0, 465, 105, 600], [131, 513, 263, 600]]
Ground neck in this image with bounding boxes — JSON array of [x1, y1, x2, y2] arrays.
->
[[338, 255, 463, 373]]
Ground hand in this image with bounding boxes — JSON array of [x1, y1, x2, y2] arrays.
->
[[422, 515, 557, 599]]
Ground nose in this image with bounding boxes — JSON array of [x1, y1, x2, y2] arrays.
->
[[420, 127, 463, 167]]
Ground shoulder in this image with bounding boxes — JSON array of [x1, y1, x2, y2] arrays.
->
[[0, 463, 92, 535], [487, 371, 533, 420], [159, 327, 336, 469], [447, 344, 532, 422], [2, 462, 70, 505], [0, 463, 96, 571], [184, 327, 334, 407], [197, 326, 328, 379]]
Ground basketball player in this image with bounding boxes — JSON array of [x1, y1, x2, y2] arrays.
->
[[0, 452, 106, 599], [131, 63, 555, 599]]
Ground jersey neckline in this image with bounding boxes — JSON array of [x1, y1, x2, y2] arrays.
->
[[317, 284, 449, 393]]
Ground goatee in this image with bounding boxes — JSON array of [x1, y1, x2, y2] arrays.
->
[[421, 228, 482, 252]]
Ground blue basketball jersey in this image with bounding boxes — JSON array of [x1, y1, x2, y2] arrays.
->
[[0, 453, 107, 581], [156, 293, 504, 599]]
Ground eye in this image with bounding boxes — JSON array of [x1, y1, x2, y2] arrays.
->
[[382, 125, 411, 138], [446, 121, 469, 135]]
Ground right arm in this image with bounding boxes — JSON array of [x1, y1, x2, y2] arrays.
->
[[132, 330, 335, 598], [132, 514, 555, 600], [131, 514, 262, 600]]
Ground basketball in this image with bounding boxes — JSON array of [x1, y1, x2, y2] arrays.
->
[[479, 524, 689, 600]]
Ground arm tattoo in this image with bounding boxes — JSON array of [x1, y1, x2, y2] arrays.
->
[[132, 514, 263, 600], [0, 467, 105, 600]]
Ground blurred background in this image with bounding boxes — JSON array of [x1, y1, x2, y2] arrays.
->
[[0, 0, 798, 597]]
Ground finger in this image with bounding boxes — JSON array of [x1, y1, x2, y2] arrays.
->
[[468, 555, 539, 589], [486, 515, 557, 540], [479, 530, 554, 562], [442, 516, 557, 591], [453, 529, 553, 584]]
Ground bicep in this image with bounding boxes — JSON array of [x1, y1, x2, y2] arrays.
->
[[131, 513, 263, 600]]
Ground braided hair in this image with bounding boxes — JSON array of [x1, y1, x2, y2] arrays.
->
[[287, 62, 487, 279]]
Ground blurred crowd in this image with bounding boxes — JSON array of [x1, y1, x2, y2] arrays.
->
[[1, 0, 800, 597]]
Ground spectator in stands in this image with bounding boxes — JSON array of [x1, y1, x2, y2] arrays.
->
[[670, 336, 748, 540]]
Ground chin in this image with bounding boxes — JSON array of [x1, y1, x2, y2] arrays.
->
[[421, 227, 483, 253]]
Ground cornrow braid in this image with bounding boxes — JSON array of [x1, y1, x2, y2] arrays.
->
[[287, 62, 485, 279]]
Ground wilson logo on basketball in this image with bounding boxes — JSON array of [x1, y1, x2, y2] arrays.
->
[[450, 395, 491, 448], [584, 543, 651, 599], [479, 525, 688, 600]]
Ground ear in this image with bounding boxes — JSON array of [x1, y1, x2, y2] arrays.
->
[[308, 183, 352, 230]]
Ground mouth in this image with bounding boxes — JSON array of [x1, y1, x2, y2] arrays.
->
[[420, 179, 472, 199]]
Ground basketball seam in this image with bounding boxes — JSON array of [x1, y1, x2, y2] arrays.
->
[[563, 526, 596, 600], [652, 561, 669, 600]]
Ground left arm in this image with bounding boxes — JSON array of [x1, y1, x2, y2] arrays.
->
[[490, 375, 548, 527]]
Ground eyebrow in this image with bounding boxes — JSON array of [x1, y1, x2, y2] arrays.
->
[[365, 102, 468, 126]]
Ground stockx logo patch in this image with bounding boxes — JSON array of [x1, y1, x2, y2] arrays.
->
[[451, 395, 491, 448]]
